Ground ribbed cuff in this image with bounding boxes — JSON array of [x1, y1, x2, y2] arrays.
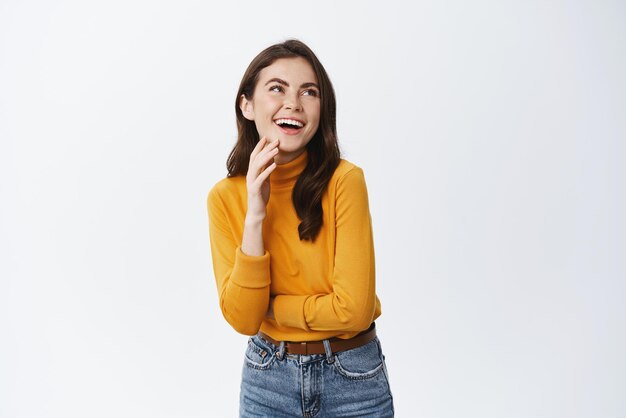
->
[[273, 295, 310, 331], [230, 246, 271, 289]]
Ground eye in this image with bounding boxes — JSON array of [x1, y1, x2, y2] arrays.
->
[[269, 85, 283, 93], [302, 89, 319, 97]]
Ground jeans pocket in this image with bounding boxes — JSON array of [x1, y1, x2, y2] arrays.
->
[[332, 338, 384, 380], [244, 336, 276, 370]]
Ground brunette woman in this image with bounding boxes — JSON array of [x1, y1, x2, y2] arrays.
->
[[207, 39, 394, 417]]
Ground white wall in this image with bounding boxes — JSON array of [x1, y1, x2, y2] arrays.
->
[[1, 1, 625, 417]]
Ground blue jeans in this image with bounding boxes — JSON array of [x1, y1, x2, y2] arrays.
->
[[239, 332, 394, 417]]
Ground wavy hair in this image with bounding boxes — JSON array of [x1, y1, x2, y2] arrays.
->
[[226, 39, 341, 242]]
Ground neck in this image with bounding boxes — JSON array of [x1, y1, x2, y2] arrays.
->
[[275, 149, 306, 165], [270, 148, 308, 188]]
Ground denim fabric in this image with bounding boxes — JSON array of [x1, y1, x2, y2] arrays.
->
[[239, 333, 394, 417]]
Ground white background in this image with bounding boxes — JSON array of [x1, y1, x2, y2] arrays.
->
[[1, 1, 625, 417]]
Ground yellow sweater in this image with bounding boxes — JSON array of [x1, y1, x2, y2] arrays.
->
[[207, 149, 381, 341]]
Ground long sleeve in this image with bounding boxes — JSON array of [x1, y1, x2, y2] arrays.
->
[[272, 167, 377, 332], [207, 186, 271, 335]]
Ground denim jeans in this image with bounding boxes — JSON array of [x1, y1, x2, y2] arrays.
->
[[239, 332, 394, 417]]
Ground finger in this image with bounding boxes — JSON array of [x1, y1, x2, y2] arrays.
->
[[249, 136, 268, 162], [259, 146, 279, 169], [261, 137, 279, 150], [248, 144, 278, 182], [253, 140, 279, 168], [250, 148, 278, 180], [254, 161, 277, 186], [250, 138, 279, 167]]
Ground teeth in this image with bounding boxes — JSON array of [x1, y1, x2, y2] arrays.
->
[[275, 118, 304, 128]]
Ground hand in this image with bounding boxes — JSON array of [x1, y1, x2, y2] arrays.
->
[[246, 137, 280, 222]]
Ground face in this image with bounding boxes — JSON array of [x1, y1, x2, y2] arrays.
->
[[240, 57, 321, 164]]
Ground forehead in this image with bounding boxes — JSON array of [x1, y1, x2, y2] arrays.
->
[[257, 57, 318, 85]]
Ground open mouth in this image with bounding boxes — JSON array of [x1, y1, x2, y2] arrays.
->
[[274, 118, 305, 134]]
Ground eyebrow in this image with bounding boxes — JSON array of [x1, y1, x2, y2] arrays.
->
[[264, 78, 320, 90]]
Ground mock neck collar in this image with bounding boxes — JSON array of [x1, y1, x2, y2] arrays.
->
[[270, 149, 308, 188]]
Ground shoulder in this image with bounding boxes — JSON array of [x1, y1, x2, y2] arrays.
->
[[329, 158, 371, 214], [328, 158, 370, 205], [332, 158, 367, 186], [207, 175, 246, 209]]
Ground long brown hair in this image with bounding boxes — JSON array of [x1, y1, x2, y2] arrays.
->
[[227, 39, 341, 242]]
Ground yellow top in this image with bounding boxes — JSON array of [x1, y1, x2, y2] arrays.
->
[[206, 149, 381, 341]]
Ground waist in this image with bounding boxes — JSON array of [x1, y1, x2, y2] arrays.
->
[[258, 323, 376, 356]]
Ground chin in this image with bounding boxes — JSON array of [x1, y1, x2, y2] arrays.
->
[[278, 142, 305, 152]]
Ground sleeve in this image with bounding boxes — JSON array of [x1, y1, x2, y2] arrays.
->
[[207, 186, 271, 335], [272, 167, 377, 332]]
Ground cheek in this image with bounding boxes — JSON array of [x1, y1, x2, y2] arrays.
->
[[315, 113, 320, 131], [258, 97, 282, 117], [250, 97, 277, 124], [308, 104, 321, 129]]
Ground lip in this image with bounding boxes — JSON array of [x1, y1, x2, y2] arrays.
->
[[275, 122, 304, 136], [273, 117, 306, 126], [273, 117, 306, 136]]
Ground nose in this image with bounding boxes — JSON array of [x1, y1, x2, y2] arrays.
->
[[283, 92, 302, 111]]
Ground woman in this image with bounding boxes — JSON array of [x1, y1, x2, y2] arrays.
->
[[207, 39, 394, 417]]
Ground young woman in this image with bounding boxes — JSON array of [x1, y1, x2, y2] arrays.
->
[[207, 39, 394, 417]]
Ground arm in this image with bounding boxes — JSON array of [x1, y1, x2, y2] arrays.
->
[[207, 137, 279, 335], [271, 167, 377, 332], [207, 187, 270, 335]]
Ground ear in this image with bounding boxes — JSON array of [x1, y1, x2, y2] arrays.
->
[[239, 94, 255, 121]]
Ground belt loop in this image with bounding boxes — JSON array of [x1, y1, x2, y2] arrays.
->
[[276, 341, 286, 360], [323, 339, 335, 364]]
